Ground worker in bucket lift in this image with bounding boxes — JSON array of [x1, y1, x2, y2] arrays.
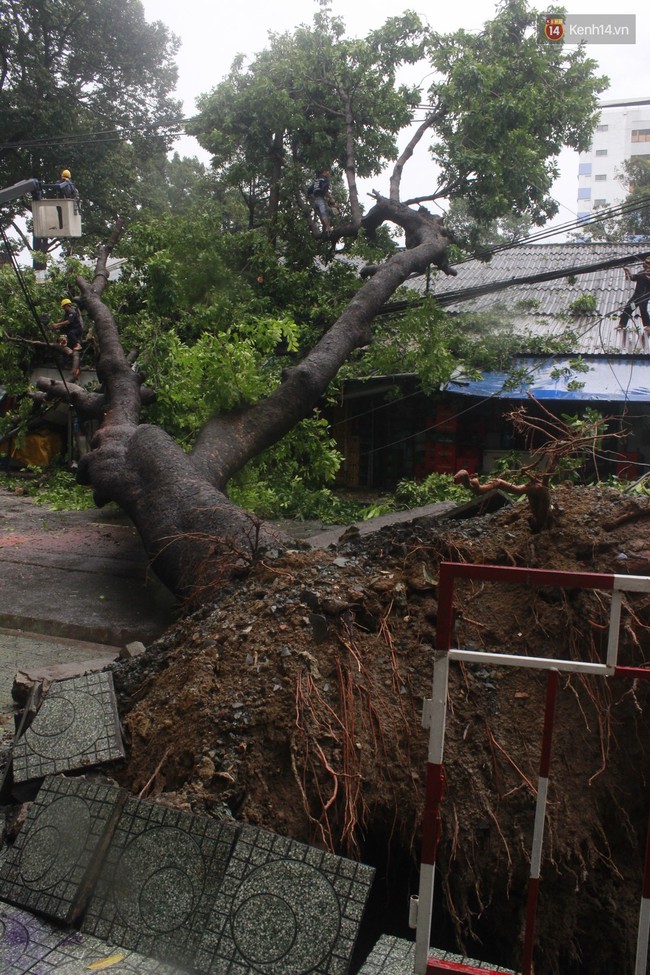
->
[[617, 257, 650, 333], [42, 168, 80, 205], [51, 298, 84, 380]]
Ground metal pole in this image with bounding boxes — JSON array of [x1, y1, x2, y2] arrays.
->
[[606, 590, 622, 672], [413, 566, 455, 975], [521, 669, 559, 975], [635, 811, 650, 975]]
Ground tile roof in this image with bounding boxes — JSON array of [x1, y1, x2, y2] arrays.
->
[[411, 242, 650, 356]]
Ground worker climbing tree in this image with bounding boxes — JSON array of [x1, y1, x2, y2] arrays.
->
[[51, 298, 84, 381]]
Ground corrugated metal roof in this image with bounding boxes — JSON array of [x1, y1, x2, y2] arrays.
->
[[413, 242, 650, 355]]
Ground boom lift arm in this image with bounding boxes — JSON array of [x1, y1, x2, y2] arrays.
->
[[0, 178, 81, 239], [0, 179, 43, 206]]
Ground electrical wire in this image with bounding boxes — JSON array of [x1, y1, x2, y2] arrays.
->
[[0, 120, 189, 153], [354, 276, 650, 461], [0, 226, 75, 396]]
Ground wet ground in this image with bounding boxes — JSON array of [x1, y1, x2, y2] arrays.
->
[[0, 490, 453, 730], [0, 491, 177, 728]]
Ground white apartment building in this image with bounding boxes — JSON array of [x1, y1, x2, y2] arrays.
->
[[577, 97, 650, 222]]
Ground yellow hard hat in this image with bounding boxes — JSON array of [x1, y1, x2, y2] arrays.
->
[[61, 169, 71, 179], [60, 298, 72, 308]]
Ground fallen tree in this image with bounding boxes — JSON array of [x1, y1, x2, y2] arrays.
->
[[37, 200, 454, 598], [30, 2, 605, 601]]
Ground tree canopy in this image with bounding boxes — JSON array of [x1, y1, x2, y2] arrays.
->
[[189, 1, 606, 246], [0, 0, 183, 237]]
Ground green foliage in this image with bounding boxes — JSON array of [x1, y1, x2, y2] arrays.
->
[[349, 296, 582, 397], [0, 468, 97, 509], [548, 357, 589, 392], [1, 2, 609, 529], [32, 469, 98, 510], [394, 472, 471, 508], [566, 293, 597, 316], [0, 394, 33, 444], [490, 450, 529, 479], [189, 9, 425, 235], [445, 201, 534, 256], [228, 415, 361, 522], [137, 320, 301, 442], [0, 257, 93, 392], [0, 0, 183, 244], [615, 474, 650, 495], [501, 366, 537, 392], [190, 1, 605, 242], [353, 300, 458, 393], [427, 0, 607, 226], [118, 206, 360, 339], [229, 477, 366, 524]]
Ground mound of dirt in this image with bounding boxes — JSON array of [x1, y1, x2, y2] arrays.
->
[[112, 484, 650, 975]]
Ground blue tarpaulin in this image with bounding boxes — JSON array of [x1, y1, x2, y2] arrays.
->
[[446, 357, 650, 401]]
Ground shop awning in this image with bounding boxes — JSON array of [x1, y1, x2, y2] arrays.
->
[[445, 356, 650, 401]]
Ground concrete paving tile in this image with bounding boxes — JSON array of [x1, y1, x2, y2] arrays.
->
[[12, 672, 124, 783], [26, 934, 190, 974], [82, 797, 239, 970], [0, 776, 123, 923], [0, 902, 60, 974], [357, 934, 415, 975], [0, 627, 121, 725], [0, 902, 190, 974], [337, 934, 520, 975], [195, 823, 375, 975]]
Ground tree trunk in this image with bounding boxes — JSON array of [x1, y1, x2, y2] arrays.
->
[[59, 205, 453, 601]]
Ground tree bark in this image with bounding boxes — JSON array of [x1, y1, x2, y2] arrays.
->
[[47, 205, 454, 601]]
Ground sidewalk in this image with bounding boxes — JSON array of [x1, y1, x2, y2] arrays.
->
[[0, 490, 464, 728], [0, 491, 177, 725]]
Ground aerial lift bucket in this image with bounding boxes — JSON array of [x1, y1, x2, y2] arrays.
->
[[32, 199, 82, 238]]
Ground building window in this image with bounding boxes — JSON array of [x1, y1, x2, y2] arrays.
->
[[596, 124, 609, 132], [595, 149, 608, 156], [631, 129, 650, 143], [578, 188, 591, 200], [595, 174, 607, 181], [577, 212, 591, 223], [594, 199, 607, 206], [579, 163, 592, 176]]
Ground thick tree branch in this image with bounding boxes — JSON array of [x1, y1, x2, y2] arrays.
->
[[190, 198, 454, 487], [34, 376, 156, 419], [88, 218, 125, 298], [389, 112, 440, 202], [403, 176, 471, 205], [339, 88, 363, 227]]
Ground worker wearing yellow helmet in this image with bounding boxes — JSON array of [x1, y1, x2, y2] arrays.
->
[[52, 168, 79, 201], [51, 298, 84, 380]]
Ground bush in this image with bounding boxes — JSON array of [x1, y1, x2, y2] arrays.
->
[[0, 468, 98, 510], [394, 472, 471, 509]]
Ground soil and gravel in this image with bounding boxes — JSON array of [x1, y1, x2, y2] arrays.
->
[[105, 483, 650, 975]]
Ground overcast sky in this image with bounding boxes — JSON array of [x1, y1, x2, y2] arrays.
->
[[140, 0, 650, 231]]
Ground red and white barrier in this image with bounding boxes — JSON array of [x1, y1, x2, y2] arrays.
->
[[412, 562, 650, 975]]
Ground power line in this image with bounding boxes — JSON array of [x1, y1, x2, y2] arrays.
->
[[0, 120, 190, 153]]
